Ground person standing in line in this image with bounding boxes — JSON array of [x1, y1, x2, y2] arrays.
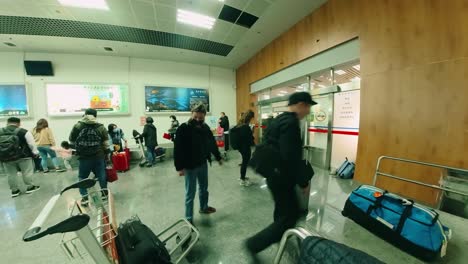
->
[[236, 110, 255, 187], [245, 92, 316, 258], [218, 112, 230, 155], [174, 103, 223, 225], [168, 115, 180, 141], [69, 108, 110, 206], [0, 117, 40, 197], [32, 118, 66, 173], [141, 117, 158, 167]]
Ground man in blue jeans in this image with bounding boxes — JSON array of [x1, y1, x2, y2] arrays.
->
[[69, 108, 110, 206], [174, 103, 222, 225]]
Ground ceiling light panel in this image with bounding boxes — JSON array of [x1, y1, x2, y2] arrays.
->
[[58, 0, 109, 10], [177, 9, 215, 29], [334, 70, 346, 75], [353, 65, 360, 70]]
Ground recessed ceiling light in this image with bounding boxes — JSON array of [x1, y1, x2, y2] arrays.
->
[[104, 47, 113, 51], [218, 0, 225, 2], [4, 42, 16, 47], [58, 0, 109, 10], [334, 70, 346, 75], [177, 9, 215, 29], [353, 65, 360, 70]]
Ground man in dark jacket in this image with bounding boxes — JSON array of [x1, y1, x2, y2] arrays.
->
[[174, 103, 222, 224], [245, 92, 316, 257], [141, 117, 158, 167], [69, 108, 110, 206], [219, 112, 230, 153], [0, 117, 40, 197]]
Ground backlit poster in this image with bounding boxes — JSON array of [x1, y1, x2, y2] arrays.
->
[[0, 85, 29, 117], [145, 86, 209, 112]]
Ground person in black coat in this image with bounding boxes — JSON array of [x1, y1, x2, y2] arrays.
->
[[245, 92, 316, 258], [236, 110, 255, 186], [174, 103, 223, 225], [218, 112, 230, 153], [141, 117, 158, 167]]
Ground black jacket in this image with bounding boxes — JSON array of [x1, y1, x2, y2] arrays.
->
[[141, 123, 158, 147], [219, 116, 230, 131], [69, 117, 110, 159], [264, 112, 306, 187], [0, 125, 33, 159], [174, 121, 222, 171], [238, 124, 254, 152]]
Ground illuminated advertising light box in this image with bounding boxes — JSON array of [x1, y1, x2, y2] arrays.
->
[[145, 86, 210, 113], [46, 84, 129, 116], [0, 84, 29, 117]]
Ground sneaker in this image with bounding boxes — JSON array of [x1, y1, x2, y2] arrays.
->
[[55, 168, 66, 172], [43, 170, 49, 174], [101, 190, 109, 200], [146, 163, 153, 168], [240, 179, 245, 186], [243, 179, 252, 187], [80, 197, 89, 207], [199, 206, 216, 214], [25, 185, 40, 194], [11, 190, 20, 198]]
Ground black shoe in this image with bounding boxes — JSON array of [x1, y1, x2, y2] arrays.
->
[[80, 197, 89, 207], [244, 240, 261, 264], [25, 186, 40, 194], [43, 170, 49, 174], [11, 190, 20, 198], [101, 190, 109, 200], [146, 163, 153, 168]]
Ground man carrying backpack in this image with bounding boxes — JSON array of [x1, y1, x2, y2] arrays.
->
[[245, 92, 316, 259], [0, 117, 40, 197], [69, 108, 110, 206]]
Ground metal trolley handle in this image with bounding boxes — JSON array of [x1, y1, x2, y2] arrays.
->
[[23, 179, 97, 242]]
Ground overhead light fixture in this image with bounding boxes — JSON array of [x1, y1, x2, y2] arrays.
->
[[218, 0, 225, 2], [4, 42, 16, 47], [334, 70, 346, 75], [103, 47, 113, 52], [353, 65, 360, 70], [177, 9, 215, 29], [351, 77, 361, 82], [58, 0, 109, 10]]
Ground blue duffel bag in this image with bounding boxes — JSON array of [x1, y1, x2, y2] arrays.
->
[[342, 185, 450, 261]]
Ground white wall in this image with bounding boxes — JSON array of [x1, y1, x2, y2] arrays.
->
[[0, 52, 236, 146]]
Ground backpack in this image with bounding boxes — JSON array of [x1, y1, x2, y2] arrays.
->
[[75, 124, 103, 156], [249, 142, 281, 178], [229, 126, 241, 150], [0, 128, 23, 161], [111, 129, 121, 145]]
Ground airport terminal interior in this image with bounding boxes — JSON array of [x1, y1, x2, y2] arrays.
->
[[0, 0, 467, 263]]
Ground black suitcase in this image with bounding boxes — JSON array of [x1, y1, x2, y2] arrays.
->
[[116, 216, 171, 264], [299, 236, 384, 264]]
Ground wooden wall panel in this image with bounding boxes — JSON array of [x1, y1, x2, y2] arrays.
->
[[236, 0, 468, 205]]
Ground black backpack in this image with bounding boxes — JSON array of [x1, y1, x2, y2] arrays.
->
[[229, 125, 241, 150], [75, 124, 102, 156], [0, 127, 24, 162]]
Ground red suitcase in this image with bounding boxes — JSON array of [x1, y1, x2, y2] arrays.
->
[[112, 153, 129, 172], [124, 148, 131, 167], [106, 166, 118, 182]]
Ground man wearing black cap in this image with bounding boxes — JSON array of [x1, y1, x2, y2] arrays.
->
[[245, 92, 316, 257], [69, 108, 110, 206], [174, 103, 223, 225]]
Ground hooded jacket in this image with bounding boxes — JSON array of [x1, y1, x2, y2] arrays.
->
[[141, 123, 158, 147], [69, 115, 110, 159]]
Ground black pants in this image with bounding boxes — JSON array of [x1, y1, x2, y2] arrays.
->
[[224, 133, 230, 151], [246, 178, 300, 253], [239, 148, 251, 180]]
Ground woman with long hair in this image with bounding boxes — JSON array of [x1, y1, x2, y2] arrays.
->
[[236, 110, 255, 186], [32, 119, 65, 173]]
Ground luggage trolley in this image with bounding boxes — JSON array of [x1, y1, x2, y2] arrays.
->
[[23, 179, 199, 264]]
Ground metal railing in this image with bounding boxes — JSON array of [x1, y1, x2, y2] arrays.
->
[[273, 227, 318, 264]]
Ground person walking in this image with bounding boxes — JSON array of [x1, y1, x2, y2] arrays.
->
[[219, 112, 230, 154], [174, 103, 223, 225], [108, 123, 128, 152], [168, 115, 179, 141], [245, 92, 316, 258], [141, 117, 158, 167], [0, 117, 40, 197], [236, 110, 255, 187], [32, 119, 65, 173], [69, 108, 110, 206]]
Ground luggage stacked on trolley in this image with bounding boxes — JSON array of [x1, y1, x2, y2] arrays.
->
[[23, 178, 199, 264]]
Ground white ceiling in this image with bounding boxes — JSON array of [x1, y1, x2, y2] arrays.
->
[[0, 0, 327, 68]]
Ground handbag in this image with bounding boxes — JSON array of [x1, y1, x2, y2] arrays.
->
[[163, 133, 171, 140]]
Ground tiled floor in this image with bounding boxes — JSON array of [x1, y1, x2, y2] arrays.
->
[[1, 152, 466, 263]]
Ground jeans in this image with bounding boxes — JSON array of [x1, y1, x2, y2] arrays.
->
[[184, 162, 209, 221], [37, 146, 60, 170], [78, 158, 107, 196], [3, 158, 34, 191], [246, 177, 300, 253], [146, 145, 156, 164], [239, 148, 251, 180]]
